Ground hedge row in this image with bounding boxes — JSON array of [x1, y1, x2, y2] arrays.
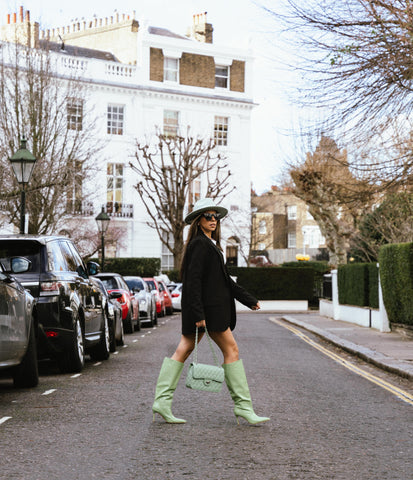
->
[[337, 263, 379, 309], [379, 243, 413, 326], [90, 257, 161, 277], [227, 266, 317, 303]]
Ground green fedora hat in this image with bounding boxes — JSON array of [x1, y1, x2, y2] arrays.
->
[[184, 198, 228, 225]]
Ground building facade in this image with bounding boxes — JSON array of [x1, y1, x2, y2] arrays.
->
[[252, 186, 327, 264], [0, 8, 255, 268]]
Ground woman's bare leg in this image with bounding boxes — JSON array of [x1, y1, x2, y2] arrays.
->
[[209, 328, 239, 364], [171, 332, 204, 363]]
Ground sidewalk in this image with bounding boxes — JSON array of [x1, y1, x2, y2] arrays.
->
[[276, 312, 413, 380]]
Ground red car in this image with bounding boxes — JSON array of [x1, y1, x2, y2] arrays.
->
[[144, 277, 168, 317], [95, 273, 140, 333], [157, 279, 174, 315]]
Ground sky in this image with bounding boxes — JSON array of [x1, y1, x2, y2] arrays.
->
[[0, 0, 298, 194]]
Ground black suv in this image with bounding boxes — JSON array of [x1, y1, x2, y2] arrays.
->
[[0, 235, 110, 373]]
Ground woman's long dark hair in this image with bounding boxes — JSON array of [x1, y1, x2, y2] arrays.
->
[[179, 213, 222, 280]]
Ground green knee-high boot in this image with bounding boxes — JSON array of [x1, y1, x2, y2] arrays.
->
[[223, 359, 270, 425], [152, 357, 186, 424]]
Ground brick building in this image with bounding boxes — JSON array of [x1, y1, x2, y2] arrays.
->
[[0, 8, 255, 268], [251, 187, 327, 264]]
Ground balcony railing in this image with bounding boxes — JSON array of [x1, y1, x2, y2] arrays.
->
[[65, 200, 94, 217], [104, 202, 134, 218]]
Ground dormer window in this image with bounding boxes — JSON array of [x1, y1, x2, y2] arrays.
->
[[164, 57, 179, 82], [215, 65, 229, 88]]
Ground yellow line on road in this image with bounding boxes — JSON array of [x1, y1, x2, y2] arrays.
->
[[271, 318, 413, 406]]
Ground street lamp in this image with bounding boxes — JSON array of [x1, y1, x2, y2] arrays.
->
[[95, 208, 111, 272], [9, 137, 37, 234]]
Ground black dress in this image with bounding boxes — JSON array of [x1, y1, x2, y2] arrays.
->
[[181, 232, 258, 335]]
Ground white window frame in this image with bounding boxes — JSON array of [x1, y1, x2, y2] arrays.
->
[[164, 57, 179, 83], [163, 110, 180, 137], [214, 116, 229, 146], [107, 104, 124, 135], [161, 231, 174, 271], [107, 163, 124, 207], [67, 98, 83, 131], [288, 232, 296, 248], [215, 65, 229, 89], [259, 220, 267, 235], [287, 205, 297, 220]]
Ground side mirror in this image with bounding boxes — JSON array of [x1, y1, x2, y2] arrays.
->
[[87, 261, 100, 276], [109, 291, 123, 300], [10, 257, 31, 274], [133, 287, 141, 293]]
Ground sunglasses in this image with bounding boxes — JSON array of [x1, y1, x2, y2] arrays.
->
[[202, 213, 221, 221]]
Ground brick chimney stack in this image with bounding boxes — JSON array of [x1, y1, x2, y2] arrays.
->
[[0, 5, 39, 48], [188, 12, 213, 43]]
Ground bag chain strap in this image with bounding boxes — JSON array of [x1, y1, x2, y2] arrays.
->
[[194, 325, 220, 367]]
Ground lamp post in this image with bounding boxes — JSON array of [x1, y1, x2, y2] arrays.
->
[[9, 137, 37, 234], [95, 208, 111, 272]]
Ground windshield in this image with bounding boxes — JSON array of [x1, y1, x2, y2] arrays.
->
[[126, 279, 144, 291]]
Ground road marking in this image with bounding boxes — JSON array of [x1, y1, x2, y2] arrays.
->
[[133, 339, 138, 343], [0, 416, 12, 425], [113, 351, 119, 354], [140, 335, 145, 338], [93, 362, 102, 366], [123, 344, 128, 348], [42, 389, 57, 396], [70, 374, 81, 378], [271, 318, 413, 406]]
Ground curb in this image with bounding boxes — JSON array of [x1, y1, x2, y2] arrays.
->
[[280, 315, 413, 381]]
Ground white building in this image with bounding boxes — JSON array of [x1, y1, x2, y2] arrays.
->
[[0, 8, 255, 268]]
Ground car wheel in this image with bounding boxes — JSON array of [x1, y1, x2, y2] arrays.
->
[[13, 318, 39, 388], [153, 306, 158, 326], [134, 314, 141, 332], [117, 318, 125, 346], [58, 312, 85, 373], [90, 310, 110, 361], [124, 309, 134, 334], [167, 306, 173, 315]]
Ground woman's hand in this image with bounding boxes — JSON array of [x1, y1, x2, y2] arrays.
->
[[195, 320, 206, 328], [251, 302, 261, 311]]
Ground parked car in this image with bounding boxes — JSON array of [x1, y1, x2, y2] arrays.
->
[[0, 235, 110, 373], [124, 276, 157, 327], [0, 257, 38, 388], [170, 283, 182, 312], [157, 279, 174, 315], [143, 277, 166, 317], [94, 273, 140, 334], [93, 277, 124, 352]]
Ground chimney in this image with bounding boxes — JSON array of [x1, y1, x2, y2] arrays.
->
[[189, 12, 213, 43], [7, 14, 10, 24], [19, 6, 24, 23]]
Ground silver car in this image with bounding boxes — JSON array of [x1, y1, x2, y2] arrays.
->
[[0, 257, 38, 388], [124, 276, 157, 327]]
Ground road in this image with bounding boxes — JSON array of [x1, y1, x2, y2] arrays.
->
[[1, 313, 412, 480]]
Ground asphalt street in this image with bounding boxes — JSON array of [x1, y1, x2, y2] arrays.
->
[[0, 313, 412, 480]]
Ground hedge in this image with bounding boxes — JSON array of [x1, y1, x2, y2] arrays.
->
[[89, 257, 161, 277], [227, 267, 316, 303], [337, 263, 379, 308], [379, 243, 413, 326]]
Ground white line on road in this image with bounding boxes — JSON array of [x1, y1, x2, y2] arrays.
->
[[70, 374, 81, 378], [140, 335, 145, 338], [123, 344, 128, 348], [93, 362, 102, 367], [133, 339, 138, 343], [113, 351, 119, 354], [42, 389, 56, 396], [0, 416, 12, 425]]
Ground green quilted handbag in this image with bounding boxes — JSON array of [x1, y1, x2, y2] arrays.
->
[[186, 325, 225, 393]]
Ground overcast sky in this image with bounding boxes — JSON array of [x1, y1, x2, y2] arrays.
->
[[0, 0, 297, 193]]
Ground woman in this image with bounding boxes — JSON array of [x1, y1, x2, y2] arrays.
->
[[152, 198, 269, 425]]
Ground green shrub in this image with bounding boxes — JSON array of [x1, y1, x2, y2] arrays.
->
[[379, 243, 413, 325], [367, 263, 379, 309], [338, 263, 369, 307], [227, 267, 316, 303], [89, 257, 161, 277]]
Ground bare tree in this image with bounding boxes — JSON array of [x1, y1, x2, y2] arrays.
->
[[289, 135, 373, 265], [263, 0, 413, 137], [130, 129, 235, 269], [0, 40, 101, 234]]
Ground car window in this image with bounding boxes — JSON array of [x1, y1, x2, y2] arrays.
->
[[47, 241, 68, 272], [100, 277, 118, 290], [118, 277, 129, 291], [0, 240, 41, 273], [126, 279, 144, 291], [66, 241, 87, 278], [59, 241, 79, 273], [158, 282, 165, 292], [145, 280, 155, 291]]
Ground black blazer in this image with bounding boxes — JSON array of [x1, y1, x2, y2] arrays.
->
[[181, 232, 258, 334]]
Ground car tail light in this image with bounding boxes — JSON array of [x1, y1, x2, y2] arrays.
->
[[45, 330, 59, 338], [40, 282, 61, 296], [171, 293, 179, 297]]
